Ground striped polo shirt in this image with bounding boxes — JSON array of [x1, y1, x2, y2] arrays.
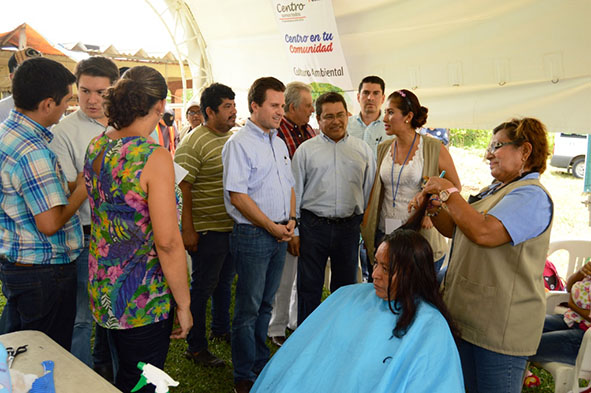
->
[[174, 124, 234, 232]]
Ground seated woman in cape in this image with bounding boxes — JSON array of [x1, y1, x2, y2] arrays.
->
[[251, 229, 464, 393]]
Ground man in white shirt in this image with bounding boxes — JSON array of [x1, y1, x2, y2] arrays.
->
[[293, 92, 376, 324], [49, 56, 119, 370]]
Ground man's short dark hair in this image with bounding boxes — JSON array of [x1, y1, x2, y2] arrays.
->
[[315, 92, 347, 118], [358, 75, 385, 94], [200, 83, 235, 121], [247, 77, 285, 113], [12, 57, 76, 111], [75, 56, 119, 85]]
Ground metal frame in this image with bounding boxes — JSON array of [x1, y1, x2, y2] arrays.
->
[[144, 0, 213, 122]]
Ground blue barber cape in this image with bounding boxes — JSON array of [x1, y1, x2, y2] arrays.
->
[[252, 283, 464, 393]]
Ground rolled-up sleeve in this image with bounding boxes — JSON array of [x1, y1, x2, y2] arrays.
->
[[487, 185, 552, 245]]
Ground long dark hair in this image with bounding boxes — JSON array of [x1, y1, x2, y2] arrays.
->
[[382, 229, 459, 342]]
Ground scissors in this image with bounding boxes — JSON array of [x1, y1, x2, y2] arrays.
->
[[6, 344, 27, 368]]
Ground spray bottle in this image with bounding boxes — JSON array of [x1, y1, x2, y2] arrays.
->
[[131, 362, 178, 393]]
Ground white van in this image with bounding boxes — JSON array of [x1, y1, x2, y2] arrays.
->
[[550, 133, 587, 178]]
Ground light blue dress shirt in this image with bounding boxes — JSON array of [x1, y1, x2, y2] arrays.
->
[[292, 132, 376, 221], [347, 113, 392, 157], [222, 119, 295, 225]]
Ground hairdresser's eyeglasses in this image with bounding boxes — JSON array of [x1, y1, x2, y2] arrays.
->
[[486, 141, 516, 155]]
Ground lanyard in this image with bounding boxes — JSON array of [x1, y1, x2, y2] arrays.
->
[[390, 133, 418, 208]]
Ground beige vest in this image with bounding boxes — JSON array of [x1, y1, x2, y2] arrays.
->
[[361, 135, 447, 263], [443, 178, 553, 356]]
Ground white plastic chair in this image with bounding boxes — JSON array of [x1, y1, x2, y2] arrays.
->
[[537, 240, 591, 393], [548, 240, 591, 280], [546, 240, 591, 314]]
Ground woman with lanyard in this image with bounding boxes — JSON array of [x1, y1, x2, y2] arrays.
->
[[362, 89, 461, 276]]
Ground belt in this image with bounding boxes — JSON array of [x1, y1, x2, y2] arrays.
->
[[302, 209, 361, 225], [83, 225, 91, 235], [274, 220, 289, 225]]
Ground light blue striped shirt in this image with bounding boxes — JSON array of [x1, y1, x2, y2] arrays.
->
[[292, 132, 376, 221], [0, 110, 83, 264], [222, 119, 295, 225], [347, 113, 392, 157]]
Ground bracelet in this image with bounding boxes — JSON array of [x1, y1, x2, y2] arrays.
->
[[425, 206, 442, 217]]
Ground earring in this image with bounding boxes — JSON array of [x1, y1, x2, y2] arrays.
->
[[405, 120, 409, 123]]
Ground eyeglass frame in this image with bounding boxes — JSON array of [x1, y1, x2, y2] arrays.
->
[[187, 110, 201, 116], [486, 140, 517, 154], [320, 112, 347, 122]]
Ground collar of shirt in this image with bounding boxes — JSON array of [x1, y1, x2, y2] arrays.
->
[[280, 116, 303, 132], [76, 108, 107, 128], [354, 111, 384, 127], [9, 109, 54, 144], [319, 131, 349, 144], [246, 118, 278, 141]]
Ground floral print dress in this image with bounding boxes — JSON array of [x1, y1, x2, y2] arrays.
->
[[84, 133, 181, 329], [564, 276, 591, 330]]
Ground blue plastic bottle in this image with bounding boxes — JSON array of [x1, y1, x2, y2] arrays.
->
[[0, 343, 11, 393]]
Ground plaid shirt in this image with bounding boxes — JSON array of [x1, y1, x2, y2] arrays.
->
[[277, 117, 316, 158], [0, 110, 83, 264]]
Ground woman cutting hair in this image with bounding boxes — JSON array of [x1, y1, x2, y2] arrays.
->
[[418, 118, 553, 393]]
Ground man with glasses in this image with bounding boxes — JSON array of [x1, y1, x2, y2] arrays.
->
[[179, 101, 204, 141], [292, 92, 375, 324]]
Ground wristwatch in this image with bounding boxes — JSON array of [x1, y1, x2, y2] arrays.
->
[[289, 216, 298, 228], [439, 187, 459, 202]]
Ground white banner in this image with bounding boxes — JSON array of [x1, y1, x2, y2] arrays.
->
[[272, 0, 353, 92]]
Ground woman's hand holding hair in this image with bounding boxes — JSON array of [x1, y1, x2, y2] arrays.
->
[[422, 176, 454, 196], [421, 216, 434, 229], [408, 191, 427, 213]]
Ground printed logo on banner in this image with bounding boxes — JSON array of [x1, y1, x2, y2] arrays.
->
[[272, 0, 353, 93]]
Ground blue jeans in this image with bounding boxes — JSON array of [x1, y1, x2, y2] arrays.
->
[[530, 314, 584, 366], [71, 235, 92, 366], [297, 211, 362, 325], [230, 224, 287, 382], [108, 317, 173, 393], [0, 258, 77, 350], [187, 231, 235, 353], [459, 339, 528, 393]]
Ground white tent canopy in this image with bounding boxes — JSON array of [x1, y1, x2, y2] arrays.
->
[[168, 0, 590, 132]]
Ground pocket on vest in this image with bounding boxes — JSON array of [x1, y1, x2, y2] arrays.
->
[[453, 275, 497, 336]]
